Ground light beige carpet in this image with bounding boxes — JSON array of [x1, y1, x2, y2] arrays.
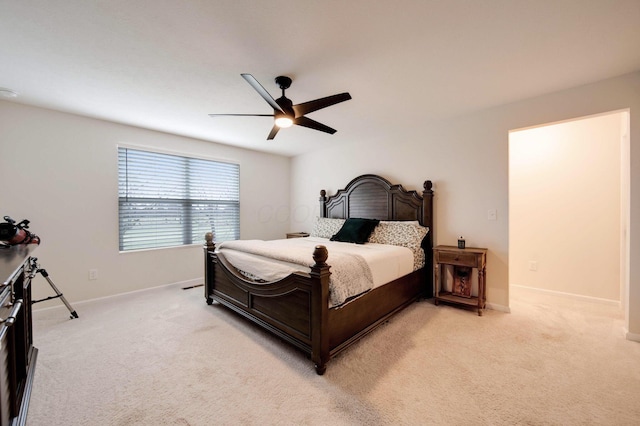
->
[[28, 285, 640, 425]]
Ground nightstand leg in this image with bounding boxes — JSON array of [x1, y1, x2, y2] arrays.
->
[[434, 262, 440, 305], [478, 267, 485, 316]]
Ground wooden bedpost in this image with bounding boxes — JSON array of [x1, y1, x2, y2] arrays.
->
[[422, 180, 433, 228], [319, 190, 327, 218], [309, 245, 331, 375], [422, 180, 434, 298], [204, 232, 216, 305]]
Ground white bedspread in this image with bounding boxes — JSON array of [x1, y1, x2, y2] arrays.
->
[[218, 237, 414, 307]]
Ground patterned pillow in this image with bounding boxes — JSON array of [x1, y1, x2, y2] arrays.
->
[[310, 217, 346, 239], [368, 222, 429, 270]]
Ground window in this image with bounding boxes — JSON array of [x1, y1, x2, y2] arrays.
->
[[118, 147, 239, 251]]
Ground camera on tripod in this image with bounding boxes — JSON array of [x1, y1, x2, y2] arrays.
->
[[0, 216, 77, 318], [0, 216, 40, 246]]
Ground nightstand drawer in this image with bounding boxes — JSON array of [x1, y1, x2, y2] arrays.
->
[[436, 251, 478, 267]]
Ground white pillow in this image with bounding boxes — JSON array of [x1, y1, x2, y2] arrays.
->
[[310, 217, 346, 239]]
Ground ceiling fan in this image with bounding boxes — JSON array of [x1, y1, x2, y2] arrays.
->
[[209, 74, 352, 140]]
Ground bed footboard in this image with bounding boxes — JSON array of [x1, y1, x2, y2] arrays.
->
[[204, 233, 332, 374]]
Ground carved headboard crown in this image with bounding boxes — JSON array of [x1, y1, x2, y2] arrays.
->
[[319, 174, 433, 230]]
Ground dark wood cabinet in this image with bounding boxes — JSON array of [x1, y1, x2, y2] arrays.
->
[[433, 245, 487, 316], [0, 245, 38, 426]]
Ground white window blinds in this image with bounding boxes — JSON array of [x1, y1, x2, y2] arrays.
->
[[118, 147, 240, 251]]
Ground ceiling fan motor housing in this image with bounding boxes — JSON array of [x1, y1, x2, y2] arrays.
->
[[276, 97, 294, 116]]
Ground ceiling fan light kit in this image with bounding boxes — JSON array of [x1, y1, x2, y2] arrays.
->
[[209, 74, 351, 140], [274, 115, 293, 128]]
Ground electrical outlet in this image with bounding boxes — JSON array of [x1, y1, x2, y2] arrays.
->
[[528, 261, 538, 272], [89, 269, 98, 280]]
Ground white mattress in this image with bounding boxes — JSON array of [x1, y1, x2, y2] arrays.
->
[[218, 236, 414, 290]]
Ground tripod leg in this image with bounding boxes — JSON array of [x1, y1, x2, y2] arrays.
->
[[39, 269, 79, 319]]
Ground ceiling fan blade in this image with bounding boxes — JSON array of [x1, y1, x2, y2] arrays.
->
[[241, 74, 284, 113], [294, 116, 337, 134], [209, 113, 274, 117], [209, 114, 273, 117], [267, 125, 280, 140], [292, 92, 351, 117]]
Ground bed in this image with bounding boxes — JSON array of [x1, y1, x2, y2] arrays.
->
[[203, 174, 434, 374]]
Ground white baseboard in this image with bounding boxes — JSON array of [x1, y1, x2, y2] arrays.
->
[[625, 330, 640, 343], [511, 284, 621, 308], [33, 277, 203, 313], [485, 302, 510, 313]]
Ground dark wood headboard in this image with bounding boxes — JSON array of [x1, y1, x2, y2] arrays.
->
[[318, 174, 433, 231], [318, 174, 434, 293]]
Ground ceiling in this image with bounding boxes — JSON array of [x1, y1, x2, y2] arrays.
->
[[2, 0, 639, 157]]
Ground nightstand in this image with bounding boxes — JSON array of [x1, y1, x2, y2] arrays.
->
[[286, 232, 310, 239], [433, 245, 487, 315]]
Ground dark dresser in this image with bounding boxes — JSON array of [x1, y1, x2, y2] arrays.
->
[[0, 245, 38, 426]]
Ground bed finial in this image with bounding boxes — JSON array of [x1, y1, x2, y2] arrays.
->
[[319, 190, 328, 218], [424, 180, 433, 192], [204, 232, 215, 251], [312, 245, 328, 266]]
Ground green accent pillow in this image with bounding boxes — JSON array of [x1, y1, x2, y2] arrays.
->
[[330, 218, 380, 244]]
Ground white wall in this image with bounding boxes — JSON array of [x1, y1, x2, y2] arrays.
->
[[509, 112, 623, 301], [290, 71, 640, 338], [3, 72, 639, 339], [0, 101, 291, 305]]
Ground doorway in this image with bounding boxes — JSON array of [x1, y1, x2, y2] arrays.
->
[[509, 110, 629, 306]]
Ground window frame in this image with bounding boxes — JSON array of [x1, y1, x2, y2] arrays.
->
[[117, 145, 240, 252]]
